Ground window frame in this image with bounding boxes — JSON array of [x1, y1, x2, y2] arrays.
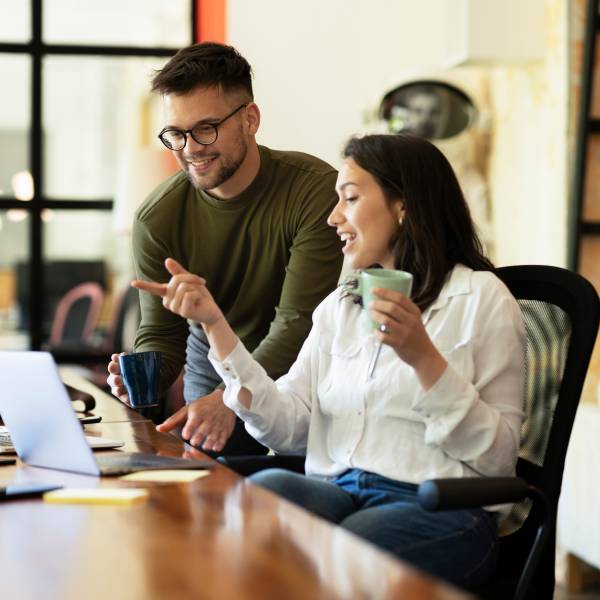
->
[[0, 0, 196, 356]]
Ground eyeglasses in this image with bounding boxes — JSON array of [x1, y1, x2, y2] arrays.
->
[[158, 103, 247, 151]]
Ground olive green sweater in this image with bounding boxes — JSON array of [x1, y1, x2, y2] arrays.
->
[[132, 145, 343, 395]]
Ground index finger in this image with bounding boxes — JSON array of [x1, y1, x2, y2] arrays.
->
[[131, 279, 167, 297], [156, 405, 188, 432]]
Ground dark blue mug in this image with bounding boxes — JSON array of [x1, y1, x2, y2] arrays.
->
[[118, 351, 161, 408]]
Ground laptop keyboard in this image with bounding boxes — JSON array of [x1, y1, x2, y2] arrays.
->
[[0, 428, 14, 448], [96, 453, 213, 476]]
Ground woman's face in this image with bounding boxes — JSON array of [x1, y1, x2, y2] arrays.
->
[[328, 158, 404, 270]]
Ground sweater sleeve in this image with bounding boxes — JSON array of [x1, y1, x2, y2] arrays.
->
[[131, 216, 188, 396], [250, 170, 343, 379]]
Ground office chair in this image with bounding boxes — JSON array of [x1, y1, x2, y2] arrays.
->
[[418, 265, 600, 600], [70, 285, 141, 390], [48, 281, 105, 348], [101, 285, 140, 354], [218, 265, 600, 599]]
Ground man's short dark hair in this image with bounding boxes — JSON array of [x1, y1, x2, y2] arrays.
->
[[151, 42, 253, 99]]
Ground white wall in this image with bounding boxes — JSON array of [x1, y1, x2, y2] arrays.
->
[[228, 0, 570, 268], [229, 0, 445, 168], [487, 0, 569, 267]]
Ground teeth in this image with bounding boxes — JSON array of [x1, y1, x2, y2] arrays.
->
[[340, 233, 356, 242], [189, 158, 214, 167]]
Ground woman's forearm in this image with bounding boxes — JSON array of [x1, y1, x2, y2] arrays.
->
[[201, 316, 239, 362]]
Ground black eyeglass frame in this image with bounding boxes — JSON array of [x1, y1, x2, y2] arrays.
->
[[158, 103, 248, 150]]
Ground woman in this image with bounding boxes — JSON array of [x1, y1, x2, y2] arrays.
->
[[133, 134, 525, 588]]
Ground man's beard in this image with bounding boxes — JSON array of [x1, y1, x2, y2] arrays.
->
[[185, 137, 248, 192]]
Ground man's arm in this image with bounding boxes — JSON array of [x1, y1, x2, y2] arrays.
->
[[251, 171, 343, 378], [132, 216, 189, 396], [184, 325, 223, 402]]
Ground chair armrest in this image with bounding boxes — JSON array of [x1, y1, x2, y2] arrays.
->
[[217, 454, 306, 477], [418, 476, 551, 600], [418, 477, 529, 510]]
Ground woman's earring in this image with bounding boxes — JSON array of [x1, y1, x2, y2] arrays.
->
[[398, 217, 403, 226]]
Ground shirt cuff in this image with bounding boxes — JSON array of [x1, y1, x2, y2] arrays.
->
[[208, 341, 268, 416], [410, 363, 475, 439]]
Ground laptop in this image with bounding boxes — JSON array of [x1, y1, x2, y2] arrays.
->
[[0, 351, 213, 476]]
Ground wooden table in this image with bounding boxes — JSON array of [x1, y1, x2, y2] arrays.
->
[[0, 373, 473, 600]]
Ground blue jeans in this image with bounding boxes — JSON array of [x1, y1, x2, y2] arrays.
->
[[249, 468, 498, 589]]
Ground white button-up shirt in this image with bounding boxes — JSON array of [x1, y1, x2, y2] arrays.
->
[[210, 264, 526, 488]]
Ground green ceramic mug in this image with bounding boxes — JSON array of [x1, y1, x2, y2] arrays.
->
[[346, 268, 413, 330]]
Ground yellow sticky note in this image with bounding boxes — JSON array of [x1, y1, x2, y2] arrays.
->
[[43, 487, 149, 505], [119, 470, 210, 483]]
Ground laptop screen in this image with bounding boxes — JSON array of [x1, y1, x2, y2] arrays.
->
[[0, 351, 100, 475]]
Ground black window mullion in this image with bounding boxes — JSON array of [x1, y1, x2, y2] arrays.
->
[[192, 0, 198, 44], [42, 44, 179, 57], [29, 0, 43, 349]]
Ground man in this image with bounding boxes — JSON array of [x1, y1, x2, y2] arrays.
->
[[107, 42, 342, 456]]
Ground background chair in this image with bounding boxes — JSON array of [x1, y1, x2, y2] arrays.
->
[[218, 265, 600, 599], [48, 281, 105, 349], [100, 285, 140, 355], [67, 285, 141, 389]]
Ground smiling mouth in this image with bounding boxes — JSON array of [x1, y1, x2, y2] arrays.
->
[[339, 232, 357, 251], [187, 156, 217, 171]]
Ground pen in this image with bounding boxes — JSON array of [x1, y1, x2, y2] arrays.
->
[[368, 342, 383, 379]]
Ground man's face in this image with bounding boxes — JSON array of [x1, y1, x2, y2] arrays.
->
[[162, 85, 250, 192]]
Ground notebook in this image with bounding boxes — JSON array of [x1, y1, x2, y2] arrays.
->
[[0, 351, 213, 476]]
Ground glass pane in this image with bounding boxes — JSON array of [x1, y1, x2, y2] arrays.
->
[[579, 235, 600, 293], [0, 0, 31, 42], [591, 35, 600, 118], [43, 0, 191, 47], [0, 54, 31, 197], [43, 55, 175, 200], [578, 235, 600, 404], [583, 136, 600, 221], [0, 209, 30, 350], [42, 209, 134, 349]]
